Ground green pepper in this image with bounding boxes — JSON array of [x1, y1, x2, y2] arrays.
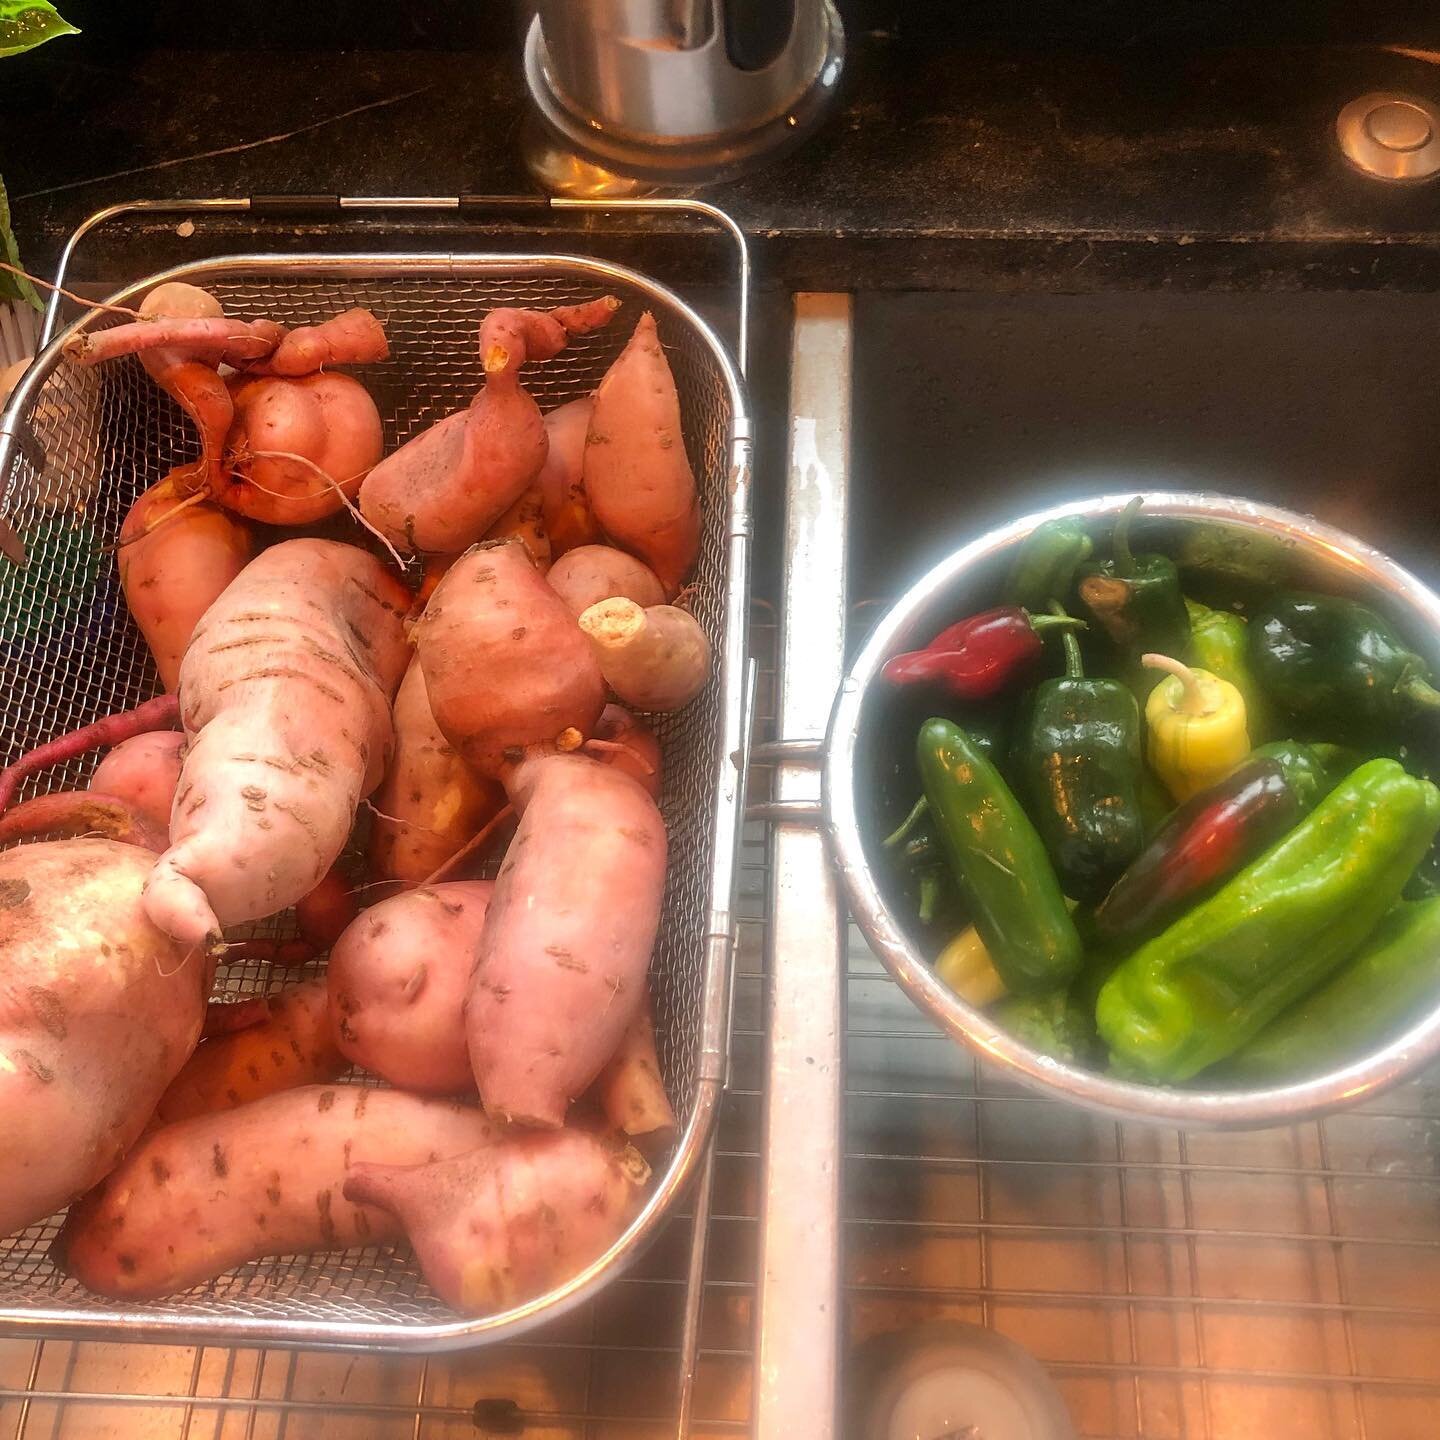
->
[[1177, 523, 1298, 599], [1004, 517, 1093, 612], [1077, 497, 1191, 663], [1095, 759, 1440, 1082], [917, 718, 1083, 994], [994, 988, 1095, 1065], [1012, 613, 1145, 903], [1186, 599, 1272, 742], [1249, 592, 1440, 738], [1227, 898, 1440, 1082], [1249, 739, 1357, 810]]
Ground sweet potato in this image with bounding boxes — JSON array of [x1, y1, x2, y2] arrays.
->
[[155, 979, 345, 1123], [468, 752, 665, 1127], [416, 540, 605, 778], [368, 657, 505, 886], [358, 299, 619, 555], [328, 881, 492, 1093], [0, 839, 207, 1237], [118, 475, 253, 690], [484, 483, 550, 572], [583, 312, 700, 595], [589, 704, 663, 799], [595, 996, 676, 1142], [221, 372, 384, 525], [259, 307, 389, 377], [89, 731, 187, 834], [536, 397, 603, 555], [546, 544, 665, 618], [58, 1087, 498, 1299], [344, 1129, 650, 1314], [578, 599, 711, 712], [142, 540, 410, 950]]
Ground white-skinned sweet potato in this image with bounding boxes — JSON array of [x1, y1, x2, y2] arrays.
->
[[1, 839, 208, 1238], [583, 312, 700, 595], [327, 881, 493, 1093], [58, 1087, 499, 1299], [468, 752, 666, 1127], [416, 539, 605, 778], [344, 1129, 650, 1314], [142, 540, 410, 950], [578, 599, 711, 712], [546, 544, 665, 618]]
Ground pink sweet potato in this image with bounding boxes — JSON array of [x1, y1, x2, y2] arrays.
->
[[578, 598, 711, 712], [416, 540, 605, 778], [358, 299, 619, 555], [90, 731, 187, 834], [546, 544, 666, 618], [118, 475, 253, 690], [468, 752, 665, 1127], [484, 483, 551, 572], [583, 312, 701, 595], [595, 996, 676, 1142], [327, 881, 492, 1093], [1, 839, 208, 1238], [259, 307, 389, 377], [155, 978, 345, 1123], [221, 372, 384, 525], [536, 397, 603, 556], [58, 1087, 498, 1299], [368, 657, 506, 886], [142, 540, 410, 950], [344, 1129, 650, 1314]]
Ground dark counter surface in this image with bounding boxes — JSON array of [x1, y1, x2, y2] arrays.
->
[[3, 5, 1440, 289]]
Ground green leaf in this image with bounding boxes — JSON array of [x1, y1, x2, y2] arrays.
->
[[0, 175, 41, 310], [0, 1, 78, 58]]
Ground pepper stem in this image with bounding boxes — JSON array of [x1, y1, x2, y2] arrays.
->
[[1397, 669, 1440, 714], [883, 794, 929, 850], [1026, 613, 1088, 636], [1048, 601, 1085, 679], [1111, 496, 1144, 578], [1142, 652, 1215, 715]]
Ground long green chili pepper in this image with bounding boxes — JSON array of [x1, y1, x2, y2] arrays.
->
[[1004, 517, 1094, 612], [1186, 599, 1272, 743]]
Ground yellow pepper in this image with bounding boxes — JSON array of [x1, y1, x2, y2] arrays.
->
[[1143, 652, 1250, 802], [935, 925, 1008, 1006]]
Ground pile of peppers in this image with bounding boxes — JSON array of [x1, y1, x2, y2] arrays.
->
[[879, 498, 1440, 1084]]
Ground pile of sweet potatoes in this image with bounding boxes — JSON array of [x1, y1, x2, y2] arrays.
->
[[0, 286, 712, 1318]]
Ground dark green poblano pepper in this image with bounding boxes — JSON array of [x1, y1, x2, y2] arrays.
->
[[1096, 759, 1440, 1082], [1077, 497, 1191, 663], [1004, 517, 1093, 612]]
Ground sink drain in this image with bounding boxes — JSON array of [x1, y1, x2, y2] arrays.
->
[[1337, 90, 1440, 181]]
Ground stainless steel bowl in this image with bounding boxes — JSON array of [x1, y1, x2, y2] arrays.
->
[[825, 491, 1440, 1128]]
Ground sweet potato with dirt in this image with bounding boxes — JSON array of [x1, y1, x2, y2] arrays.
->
[[416, 540, 605, 778], [220, 371, 384, 525], [155, 978, 345, 1123], [118, 475, 253, 690], [359, 298, 618, 555], [579, 598, 711, 712], [468, 752, 666, 1127], [0, 839, 208, 1238], [328, 881, 492, 1093], [546, 544, 665, 618], [368, 657, 505, 887], [58, 1087, 498, 1299], [344, 1129, 650, 1314], [537, 397, 603, 556], [596, 996, 676, 1142], [583, 312, 700, 595], [142, 540, 410, 950], [90, 731, 187, 834], [484, 483, 551, 572]]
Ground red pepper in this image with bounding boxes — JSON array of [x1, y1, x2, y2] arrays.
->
[[1092, 757, 1300, 945], [881, 606, 1078, 700]]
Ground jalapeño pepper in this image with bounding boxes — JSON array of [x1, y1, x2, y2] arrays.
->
[[1227, 898, 1440, 1082], [1096, 759, 1440, 1082], [1249, 592, 1440, 737], [1013, 613, 1145, 903], [1004, 517, 1094, 611], [917, 718, 1082, 994], [1077, 497, 1191, 663]]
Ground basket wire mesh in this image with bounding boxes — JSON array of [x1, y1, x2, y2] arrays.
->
[[0, 257, 748, 1347]]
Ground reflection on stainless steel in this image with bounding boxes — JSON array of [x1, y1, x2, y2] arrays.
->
[[754, 294, 852, 1440], [826, 491, 1440, 1129], [1336, 91, 1440, 182], [523, 0, 846, 184]]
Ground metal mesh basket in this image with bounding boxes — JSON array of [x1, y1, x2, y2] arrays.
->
[[0, 252, 751, 1350]]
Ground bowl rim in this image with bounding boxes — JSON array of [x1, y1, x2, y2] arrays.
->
[[823, 489, 1440, 1128]]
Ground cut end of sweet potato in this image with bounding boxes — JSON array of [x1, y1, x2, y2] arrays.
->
[[578, 597, 646, 652]]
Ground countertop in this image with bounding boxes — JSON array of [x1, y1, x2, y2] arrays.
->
[[4, 6, 1440, 292]]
